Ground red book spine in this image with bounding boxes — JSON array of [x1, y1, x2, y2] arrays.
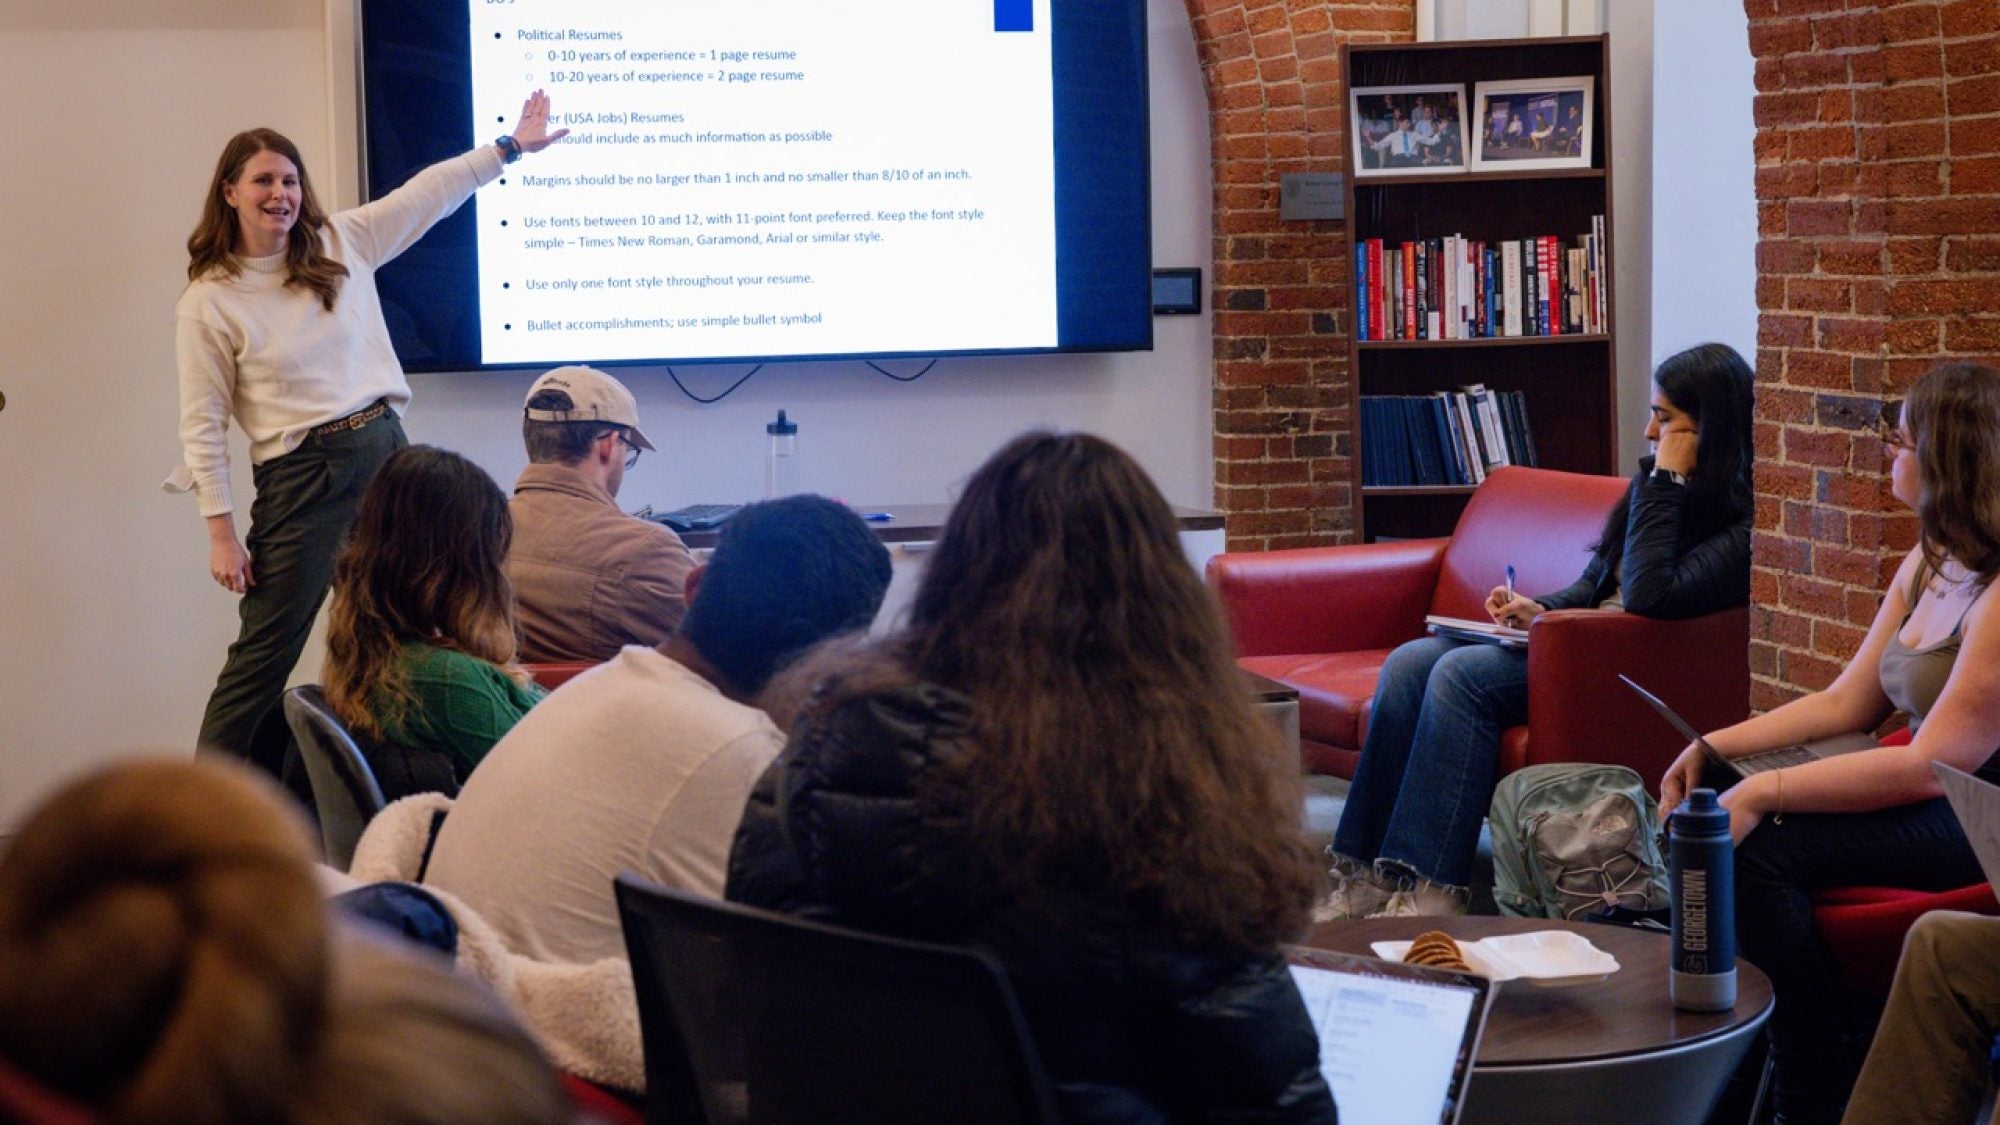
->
[[1543, 236, 1562, 336], [1368, 238, 1385, 341], [1408, 241, 1424, 336]]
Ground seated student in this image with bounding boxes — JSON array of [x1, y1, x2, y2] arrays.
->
[[325, 445, 544, 776], [1660, 361, 2000, 1123], [1845, 911, 2000, 1124], [508, 365, 696, 663], [1329, 342, 1756, 918], [728, 433, 1338, 1124], [0, 757, 569, 1124], [422, 494, 892, 964]]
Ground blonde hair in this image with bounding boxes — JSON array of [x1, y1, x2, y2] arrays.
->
[[0, 757, 568, 1124], [0, 757, 329, 1122]]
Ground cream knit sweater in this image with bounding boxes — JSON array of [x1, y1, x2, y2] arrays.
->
[[171, 146, 502, 516]]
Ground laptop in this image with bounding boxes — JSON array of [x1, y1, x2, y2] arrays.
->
[[1425, 615, 1529, 649], [1286, 948, 1493, 1125], [1934, 762, 2000, 897], [1619, 674, 1877, 778]]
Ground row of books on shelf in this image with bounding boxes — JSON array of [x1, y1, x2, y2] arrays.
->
[[1353, 215, 1607, 341], [1360, 386, 1537, 488]]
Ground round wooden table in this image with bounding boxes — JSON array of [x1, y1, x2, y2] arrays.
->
[[1305, 915, 1772, 1124]]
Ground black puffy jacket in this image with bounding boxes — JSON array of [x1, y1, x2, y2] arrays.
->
[[726, 681, 1340, 1124]]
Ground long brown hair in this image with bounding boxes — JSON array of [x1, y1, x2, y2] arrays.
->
[[0, 758, 329, 1122], [813, 432, 1320, 951], [325, 445, 523, 738], [1904, 361, 2000, 587], [186, 128, 348, 310]]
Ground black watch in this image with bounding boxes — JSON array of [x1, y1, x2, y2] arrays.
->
[[1652, 467, 1687, 487], [495, 134, 523, 164]]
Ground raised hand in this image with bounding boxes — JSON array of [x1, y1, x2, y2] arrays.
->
[[510, 89, 571, 154]]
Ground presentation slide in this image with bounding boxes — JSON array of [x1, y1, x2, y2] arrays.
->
[[1289, 964, 1477, 1125], [467, 0, 1057, 365]]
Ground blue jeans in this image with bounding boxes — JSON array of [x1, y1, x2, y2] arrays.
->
[[1332, 636, 1527, 888], [1733, 797, 1981, 1121]]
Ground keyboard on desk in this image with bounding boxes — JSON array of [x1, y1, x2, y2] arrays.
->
[[1735, 744, 1823, 774], [651, 503, 743, 533]]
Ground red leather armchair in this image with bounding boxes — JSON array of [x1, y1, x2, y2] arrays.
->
[[1207, 466, 1750, 786], [1809, 728, 2000, 997]]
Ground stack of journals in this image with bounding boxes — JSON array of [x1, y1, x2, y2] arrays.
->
[[1352, 216, 1608, 341], [1359, 385, 1536, 487]]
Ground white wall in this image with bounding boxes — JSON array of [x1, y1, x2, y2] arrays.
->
[[0, 0, 1215, 831], [1649, 0, 1757, 374]]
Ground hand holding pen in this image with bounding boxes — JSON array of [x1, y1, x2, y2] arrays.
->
[[1484, 563, 1545, 629]]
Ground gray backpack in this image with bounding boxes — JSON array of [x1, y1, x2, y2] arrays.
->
[[1489, 762, 1670, 920]]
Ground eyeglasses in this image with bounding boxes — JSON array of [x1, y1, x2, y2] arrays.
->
[[1878, 419, 1914, 455], [613, 430, 641, 469]]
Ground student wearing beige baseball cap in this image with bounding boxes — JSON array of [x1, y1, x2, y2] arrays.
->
[[508, 366, 695, 663]]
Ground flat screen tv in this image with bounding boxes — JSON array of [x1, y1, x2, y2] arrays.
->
[[359, 0, 1152, 371]]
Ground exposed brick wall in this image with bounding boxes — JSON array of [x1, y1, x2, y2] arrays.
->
[[1745, 0, 2000, 710], [1186, 0, 1415, 550]]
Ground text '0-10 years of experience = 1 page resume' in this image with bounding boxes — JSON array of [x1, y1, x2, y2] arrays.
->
[[473, 0, 1059, 363]]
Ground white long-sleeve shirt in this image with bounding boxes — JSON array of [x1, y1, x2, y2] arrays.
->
[[170, 146, 502, 516]]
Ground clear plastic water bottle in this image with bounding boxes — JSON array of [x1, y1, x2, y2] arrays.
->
[[765, 409, 799, 498], [1669, 788, 1737, 1011]]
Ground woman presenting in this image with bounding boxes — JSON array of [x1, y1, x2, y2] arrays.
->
[[172, 93, 566, 771]]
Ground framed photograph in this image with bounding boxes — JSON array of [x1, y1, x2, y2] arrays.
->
[[1349, 83, 1470, 178], [1472, 77, 1595, 172]]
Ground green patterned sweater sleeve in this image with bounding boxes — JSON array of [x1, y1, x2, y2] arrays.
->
[[382, 643, 546, 772]]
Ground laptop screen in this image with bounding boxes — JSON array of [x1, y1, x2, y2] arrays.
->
[[1287, 950, 1491, 1125]]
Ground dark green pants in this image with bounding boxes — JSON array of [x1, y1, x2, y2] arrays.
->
[[197, 411, 406, 774]]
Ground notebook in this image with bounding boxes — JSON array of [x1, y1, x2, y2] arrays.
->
[[1287, 948, 1493, 1125], [1619, 674, 1877, 778], [1934, 762, 2000, 898], [1425, 615, 1529, 649]]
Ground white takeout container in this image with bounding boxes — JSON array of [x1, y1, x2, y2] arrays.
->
[[1371, 929, 1621, 987]]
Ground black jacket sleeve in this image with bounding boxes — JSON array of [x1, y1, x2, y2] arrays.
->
[[724, 683, 975, 937], [1533, 552, 1610, 612], [1618, 474, 1753, 619]]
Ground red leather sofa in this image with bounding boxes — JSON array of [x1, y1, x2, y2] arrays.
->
[[1206, 466, 1750, 786]]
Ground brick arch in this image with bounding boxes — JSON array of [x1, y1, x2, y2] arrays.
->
[[1183, 0, 1414, 550], [1742, 0, 1999, 708]]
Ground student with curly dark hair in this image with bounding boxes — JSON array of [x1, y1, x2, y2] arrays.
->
[[728, 431, 1338, 1123]]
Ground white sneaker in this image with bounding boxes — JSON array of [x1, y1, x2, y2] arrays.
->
[[1366, 882, 1467, 919], [1316, 855, 1396, 921]]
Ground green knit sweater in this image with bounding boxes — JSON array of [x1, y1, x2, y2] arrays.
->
[[377, 643, 545, 772]]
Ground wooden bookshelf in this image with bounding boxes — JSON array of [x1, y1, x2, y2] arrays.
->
[[1344, 35, 1617, 541]]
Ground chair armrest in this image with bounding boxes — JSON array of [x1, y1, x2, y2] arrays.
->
[[1206, 539, 1448, 657], [1524, 607, 1750, 790]]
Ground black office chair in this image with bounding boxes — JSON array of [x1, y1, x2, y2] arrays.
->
[[281, 684, 387, 871], [615, 875, 1061, 1125]]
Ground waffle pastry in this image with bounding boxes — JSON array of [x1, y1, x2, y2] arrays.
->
[[1402, 930, 1473, 974]]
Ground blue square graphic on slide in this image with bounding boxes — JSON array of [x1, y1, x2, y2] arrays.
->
[[995, 0, 1032, 32]]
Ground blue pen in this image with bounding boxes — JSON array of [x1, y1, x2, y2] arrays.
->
[[1505, 564, 1516, 602]]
